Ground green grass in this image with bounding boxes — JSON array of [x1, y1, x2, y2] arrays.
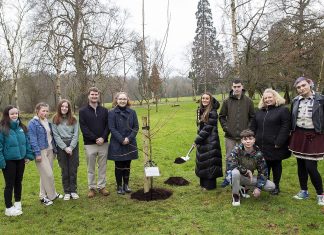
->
[[1, 98, 324, 234]]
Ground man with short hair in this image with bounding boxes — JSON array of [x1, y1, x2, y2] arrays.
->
[[79, 87, 110, 198], [219, 79, 255, 187], [228, 129, 275, 206]]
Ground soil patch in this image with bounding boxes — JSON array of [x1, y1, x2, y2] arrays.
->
[[164, 177, 190, 186], [174, 157, 186, 164], [130, 188, 172, 201]]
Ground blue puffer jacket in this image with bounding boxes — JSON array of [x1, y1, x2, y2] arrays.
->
[[28, 117, 57, 156], [0, 121, 35, 169]]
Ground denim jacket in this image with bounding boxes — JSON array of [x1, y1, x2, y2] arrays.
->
[[28, 116, 57, 156], [291, 92, 324, 133]]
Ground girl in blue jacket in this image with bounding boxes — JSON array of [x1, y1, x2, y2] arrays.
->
[[108, 92, 139, 195], [0, 105, 34, 216], [28, 102, 62, 206]]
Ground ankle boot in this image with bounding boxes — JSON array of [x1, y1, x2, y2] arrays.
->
[[270, 186, 280, 195], [117, 185, 125, 195], [123, 184, 132, 193]]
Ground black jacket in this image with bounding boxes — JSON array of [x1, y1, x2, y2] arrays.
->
[[108, 106, 139, 161], [194, 97, 223, 179], [291, 92, 324, 133], [250, 105, 291, 161], [79, 104, 109, 145]]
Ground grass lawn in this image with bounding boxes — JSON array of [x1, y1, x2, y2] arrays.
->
[[0, 97, 324, 234]]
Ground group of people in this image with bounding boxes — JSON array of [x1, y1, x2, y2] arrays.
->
[[1, 76, 323, 216], [0, 87, 139, 216], [194, 77, 324, 206]]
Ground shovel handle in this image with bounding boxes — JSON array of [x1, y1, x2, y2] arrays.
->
[[186, 144, 195, 156]]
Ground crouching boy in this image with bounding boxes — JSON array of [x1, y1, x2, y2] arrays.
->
[[228, 129, 275, 206]]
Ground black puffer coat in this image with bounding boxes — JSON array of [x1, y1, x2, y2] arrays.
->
[[194, 97, 223, 179], [250, 105, 291, 161]]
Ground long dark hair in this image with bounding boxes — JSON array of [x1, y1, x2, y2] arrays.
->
[[198, 92, 214, 123], [52, 99, 77, 125], [0, 105, 27, 135]]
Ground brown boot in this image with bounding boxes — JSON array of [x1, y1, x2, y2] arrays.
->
[[99, 187, 110, 196], [88, 189, 96, 198]]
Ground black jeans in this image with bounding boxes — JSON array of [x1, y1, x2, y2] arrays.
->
[[266, 160, 282, 189], [297, 158, 323, 195], [115, 160, 131, 186], [2, 159, 25, 208], [57, 142, 79, 194]]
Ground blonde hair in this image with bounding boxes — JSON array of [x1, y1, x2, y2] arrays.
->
[[258, 88, 286, 109], [112, 92, 131, 107], [35, 102, 49, 114]]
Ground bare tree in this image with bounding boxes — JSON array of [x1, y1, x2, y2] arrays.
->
[[32, 0, 129, 106], [0, 0, 32, 107]]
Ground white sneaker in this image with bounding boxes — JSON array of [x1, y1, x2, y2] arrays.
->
[[40, 197, 53, 206], [5, 206, 23, 216], [63, 194, 71, 201], [71, 193, 79, 200], [232, 194, 240, 206], [14, 201, 22, 211], [55, 193, 64, 199], [317, 195, 324, 206]]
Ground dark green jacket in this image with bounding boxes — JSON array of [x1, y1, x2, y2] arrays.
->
[[0, 121, 34, 169], [219, 90, 255, 140]]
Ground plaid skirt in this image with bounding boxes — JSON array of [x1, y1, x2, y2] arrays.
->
[[289, 128, 324, 161]]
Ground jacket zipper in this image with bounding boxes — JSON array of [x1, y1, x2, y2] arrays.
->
[[261, 110, 268, 149]]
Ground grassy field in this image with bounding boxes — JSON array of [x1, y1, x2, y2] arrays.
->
[[0, 97, 324, 234]]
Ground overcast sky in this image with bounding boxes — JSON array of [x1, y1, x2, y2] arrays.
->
[[116, 0, 222, 76]]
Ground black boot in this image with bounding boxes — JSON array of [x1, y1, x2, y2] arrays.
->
[[117, 185, 125, 195], [270, 186, 280, 195], [123, 168, 131, 193], [123, 184, 132, 193]]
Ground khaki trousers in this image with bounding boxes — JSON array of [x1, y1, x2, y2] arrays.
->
[[84, 143, 108, 190], [36, 149, 57, 200]]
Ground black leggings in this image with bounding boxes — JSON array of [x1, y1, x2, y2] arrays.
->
[[266, 160, 282, 188], [2, 159, 25, 208], [115, 161, 131, 186], [297, 158, 323, 195]]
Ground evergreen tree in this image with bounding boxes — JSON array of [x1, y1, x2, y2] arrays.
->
[[191, 0, 223, 93]]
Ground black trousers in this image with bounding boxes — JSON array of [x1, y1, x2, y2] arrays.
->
[[57, 143, 79, 194], [200, 178, 216, 190], [266, 160, 282, 188], [115, 160, 131, 186], [297, 158, 323, 195], [2, 159, 25, 208]]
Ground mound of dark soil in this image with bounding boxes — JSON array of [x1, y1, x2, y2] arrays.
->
[[174, 157, 186, 164], [164, 177, 190, 186], [130, 188, 172, 201]]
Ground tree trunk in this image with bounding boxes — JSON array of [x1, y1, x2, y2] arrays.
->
[[142, 116, 152, 193], [230, 0, 240, 77]]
